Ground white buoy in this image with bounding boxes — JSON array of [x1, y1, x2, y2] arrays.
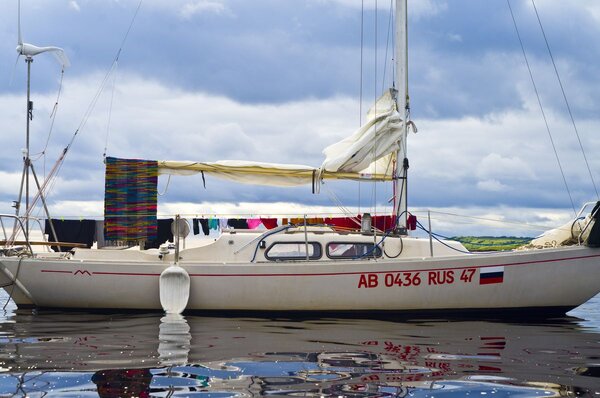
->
[[159, 264, 190, 314]]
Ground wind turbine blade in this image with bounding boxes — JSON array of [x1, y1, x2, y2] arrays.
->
[[8, 54, 21, 86], [17, 0, 22, 45], [51, 49, 70, 68]]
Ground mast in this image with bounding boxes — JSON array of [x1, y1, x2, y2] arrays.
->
[[12, 56, 34, 240], [13, 56, 60, 245], [394, 0, 409, 233], [25, 57, 32, 238]]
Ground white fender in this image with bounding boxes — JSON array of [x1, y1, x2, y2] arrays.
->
[[159, 265, 190, 314]]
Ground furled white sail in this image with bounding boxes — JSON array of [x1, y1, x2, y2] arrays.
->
[[158, 90, 409, 188], [320, 89, 403, 176]]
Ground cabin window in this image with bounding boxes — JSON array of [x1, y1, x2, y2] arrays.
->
[[265, 242, 322, 260], [326, 242, 382, 259]]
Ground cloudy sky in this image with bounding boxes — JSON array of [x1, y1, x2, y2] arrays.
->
[[1, 0, 599, 236]]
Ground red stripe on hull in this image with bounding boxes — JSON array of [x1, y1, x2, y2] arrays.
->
[[35, 251, 600, 279], [41, 270, 72, 274]]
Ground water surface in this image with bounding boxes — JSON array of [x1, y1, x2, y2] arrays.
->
[[1, 291, 599, 396]]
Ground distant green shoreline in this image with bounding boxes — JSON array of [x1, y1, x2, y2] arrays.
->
[[451, 236, 532, 252]]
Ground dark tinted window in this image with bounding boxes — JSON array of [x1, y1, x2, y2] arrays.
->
[[265, 242, 322, 260], [327, 242, 382, 258]]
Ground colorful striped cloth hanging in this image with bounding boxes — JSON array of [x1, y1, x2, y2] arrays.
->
[[104, 157, 158, 241]]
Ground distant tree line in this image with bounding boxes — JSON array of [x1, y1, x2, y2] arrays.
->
[[451, 236, 532, 252]]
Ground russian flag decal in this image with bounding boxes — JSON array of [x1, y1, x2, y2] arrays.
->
[[479, 266, 504, 285]]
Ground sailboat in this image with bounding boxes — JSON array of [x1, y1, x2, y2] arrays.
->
[[1, 0, 600, 314]]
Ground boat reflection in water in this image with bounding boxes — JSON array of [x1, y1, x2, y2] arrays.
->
[[0, 306, 599, 396]]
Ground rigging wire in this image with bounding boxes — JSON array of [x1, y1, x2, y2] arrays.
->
[[42, 0, 143, 203], [371, 0, 379, 243], [423, 209, 568, 233], [42, 67, 65, 178], [29, 67, 65, 174], [531, 0, 599, 200], [103, 61, 119, 160], [2, 257, 24, 311], [415, 222, 473, 255], [359, 0, 364, 127], [325, 186, 361, 222], [506, 0, 576, 216], [355, 1, 395, 221], [381, 0, 394, 94], [70, 0, 142, 151], [380, 0, 395, 224], [20, 0, 144, 221]]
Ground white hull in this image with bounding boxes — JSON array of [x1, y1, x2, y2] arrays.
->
[[2, 231, 599, 313], [5, 0, 599, 316]]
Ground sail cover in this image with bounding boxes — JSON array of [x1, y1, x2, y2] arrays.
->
[[157, 160, 392, 188], [158, 160, 317, 187], [158, 90, 406, 188]]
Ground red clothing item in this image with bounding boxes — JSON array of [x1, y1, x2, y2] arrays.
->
[[325, 217, 361, 230], [372, 215, 395, 232], [260, 218, 278, 229]]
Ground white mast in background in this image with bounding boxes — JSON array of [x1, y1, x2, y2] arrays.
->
[[394, 0, 409, 233]]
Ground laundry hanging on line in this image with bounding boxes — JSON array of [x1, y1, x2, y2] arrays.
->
[[143, 218, 174, 249], [44, 219, 97, 252]]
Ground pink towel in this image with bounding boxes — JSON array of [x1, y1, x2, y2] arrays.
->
[[247, 218, 263, 229]]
